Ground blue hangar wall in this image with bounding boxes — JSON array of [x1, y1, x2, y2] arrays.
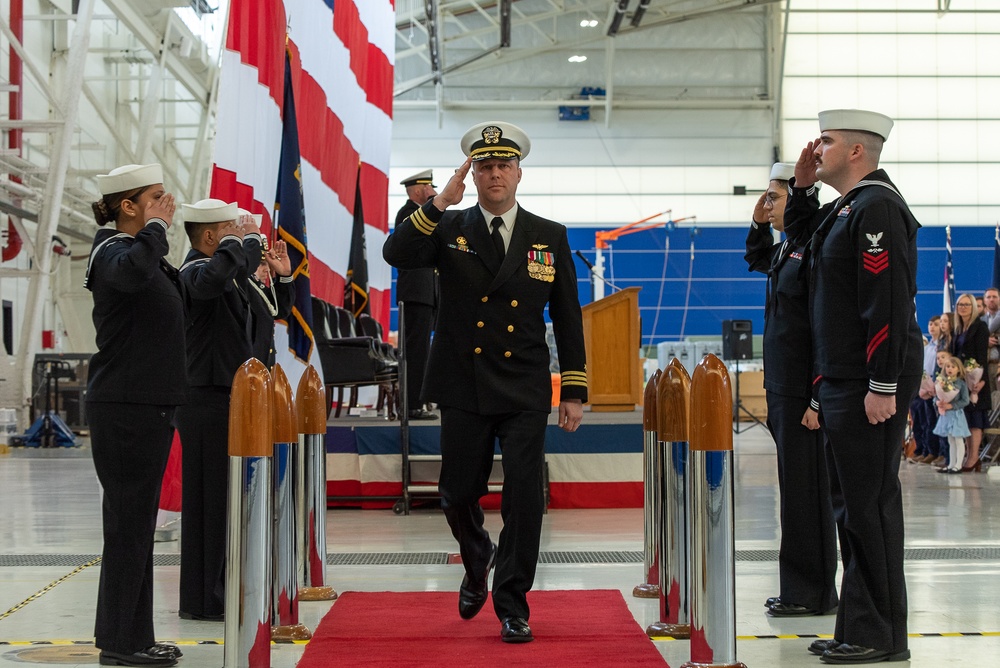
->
[[387, 225, 995, 344]]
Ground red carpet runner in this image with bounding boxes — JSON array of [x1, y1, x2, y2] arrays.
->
[[297, 589, 668, 667]]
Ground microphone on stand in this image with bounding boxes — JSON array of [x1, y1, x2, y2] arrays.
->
[[574, 250, 622, 293]]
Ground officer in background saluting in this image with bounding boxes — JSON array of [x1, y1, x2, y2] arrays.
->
[[174, 199, 262, 622], [394, 170, 439, 420], [784, 110, 922, 665], [383, 122, 588, 644]]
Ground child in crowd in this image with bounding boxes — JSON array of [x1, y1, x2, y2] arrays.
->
[[933, 355, 971, 474]]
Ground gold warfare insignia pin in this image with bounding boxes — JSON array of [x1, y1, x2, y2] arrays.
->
[[482, 126, 502, 145], [457, 236, 467, 246], [532, 244, 548, 250]]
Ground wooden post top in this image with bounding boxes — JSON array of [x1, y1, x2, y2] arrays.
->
[[657, 358, 690, 442], [228, 358, 273, 457], [296, 365, 327, 435], [689, 354, 733, 452], [271, 363, 298, 443], [642, 369, 661, 431]]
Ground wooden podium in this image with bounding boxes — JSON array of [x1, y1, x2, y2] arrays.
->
[[581, 286, 642, 412]]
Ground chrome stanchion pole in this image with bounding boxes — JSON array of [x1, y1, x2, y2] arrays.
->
[[295, 365, 337, 601], [271, 364, 311, 642], [224, 359, 274, 668], [647, 358, 691, 639], [681, 354, 746, 668], [634, 369, 661, 598]]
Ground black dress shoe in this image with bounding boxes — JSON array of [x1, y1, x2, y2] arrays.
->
[[821, 643, 911, 664], [766, 602, 823, 617], [150, 645, 182, 660], [178, 610, 224, 622], [809, 638, 841, 656], [458, 543, 497, 620], [764, 596, 780, 608], [99, 648, 177, 667], [408, 408, 438, 420], [500, 616, 534, 644]]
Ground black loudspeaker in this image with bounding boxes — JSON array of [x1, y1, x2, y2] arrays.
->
[[721, 319, 753, 361]]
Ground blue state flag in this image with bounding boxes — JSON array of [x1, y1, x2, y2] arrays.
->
[[274, 51, 314, 363]]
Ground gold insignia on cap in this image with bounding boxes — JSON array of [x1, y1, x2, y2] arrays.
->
[[482, 126, 502, 145], [532, 244, 548, 250]]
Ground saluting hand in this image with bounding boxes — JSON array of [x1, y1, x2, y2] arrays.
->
[[146, 192, 176, 227], [794, 138, 820, 188], [240, 213, 261, 237], [752, 192, 768, 225], [265, 239, 293, 277], [433, 157, 472, 211]]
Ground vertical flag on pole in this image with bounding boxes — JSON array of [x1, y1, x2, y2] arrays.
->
[[344, 168, 370, 318], [992, 222, 1000, 291], [943, 225, 956, 313], [275, 51, 314, 363]]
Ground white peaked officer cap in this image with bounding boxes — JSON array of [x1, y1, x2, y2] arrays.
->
[[182, 199, 238, 223], [818, 109, 894, 141], [400, 170, 435, 187], [96, 164, 163, 196], [769, 162, 795, 182], [236, 207, 264, 227], [461, 121, 531, 161]]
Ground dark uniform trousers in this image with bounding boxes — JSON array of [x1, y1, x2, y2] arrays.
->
[[439, 406, 548, 621], [819, 375, 919, 654], [764, 392, 839, 612], [88, 402, 175, 653], [175, 386, 231, 617]]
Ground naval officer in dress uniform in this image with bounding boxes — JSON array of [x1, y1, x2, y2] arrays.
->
[[394, 170, 439, 420], [239, 210, 295, 366], [745, 162, 839, 619], [783, 110, 922, 664], [383, 122, 588, 644], [86, 164, 184, 666], [174, 199, 262, 621]]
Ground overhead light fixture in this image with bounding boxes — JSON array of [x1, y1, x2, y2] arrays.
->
[[568, 55, 588, 63], [579, 19, 598, 28], [630, 0, 651, 28], [607, 0, 630, 37]]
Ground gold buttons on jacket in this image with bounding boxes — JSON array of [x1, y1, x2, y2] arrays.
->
[[507, 325, 514, 332], [481, 296, 489, 302], [474, 347, 482, 354], [504, 351, 512, 358], [477, 321, 484, 328], [511, 300, 518, 307]]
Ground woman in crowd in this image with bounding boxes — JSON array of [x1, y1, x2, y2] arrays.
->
[[950, 295, 990, 472], [85, 164, 186, 666]]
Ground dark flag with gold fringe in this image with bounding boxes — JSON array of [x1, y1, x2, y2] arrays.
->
[[344, 168, 370, 317], [275, 51, 314, 362]]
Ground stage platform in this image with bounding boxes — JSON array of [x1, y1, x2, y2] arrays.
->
[[325, 407, 643, 510]]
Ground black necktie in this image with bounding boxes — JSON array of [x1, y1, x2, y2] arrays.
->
[[490, 217, 505, 262]]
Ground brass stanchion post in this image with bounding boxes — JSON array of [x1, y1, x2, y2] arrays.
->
[[295, 365, 337, 601], [634, 369, 661, 598], [647, 358, 691, 639], [681, 354, 746, 668], [224, 359, 273, 668], [271, 364, 311, 642]]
